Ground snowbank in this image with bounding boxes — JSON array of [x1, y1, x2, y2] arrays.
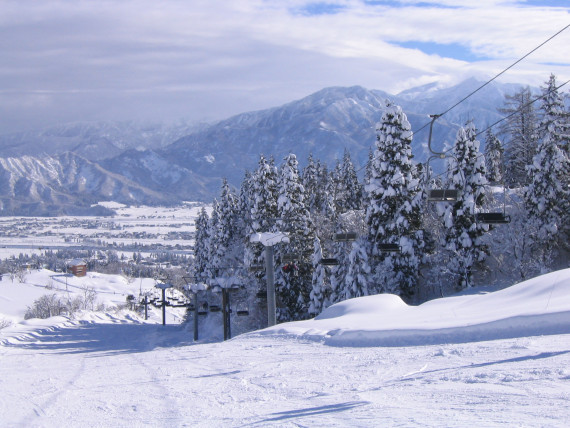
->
[[252, 268, 570, 346]]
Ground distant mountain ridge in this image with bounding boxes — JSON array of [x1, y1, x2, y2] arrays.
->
[[0, 78, 529, 215]]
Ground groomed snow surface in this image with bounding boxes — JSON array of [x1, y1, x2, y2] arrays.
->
[[1, 269, 569, 427]]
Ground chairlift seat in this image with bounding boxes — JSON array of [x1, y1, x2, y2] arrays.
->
[[428, 189, 459, 202], [378, 243, 401, 253], [237, 309, 249, 316], [249, 264, 265, 272], [476, 212, 511, 224], [282, 253, 299, 263], [320, 258, 339, 266], [334, 232, 358, 242], [209, 305, 221, 312]]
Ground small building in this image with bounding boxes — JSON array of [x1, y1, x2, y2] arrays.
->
[[68, 259, 87, 277]]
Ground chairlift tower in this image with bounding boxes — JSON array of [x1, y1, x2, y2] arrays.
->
[[250, 232, 290, 327], [155, 280, 174, 325]]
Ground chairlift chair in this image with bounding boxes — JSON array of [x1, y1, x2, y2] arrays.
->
[[475, 212, 511, 224], [425, 114, 463, 203], [475, 181, 511, 224], [320, 258, 340, 266], [427, 189, 460, 202], [236, 305, 250, 316], [281, 253, 300, 263], [209, 304, 221, 312], [377, 243, 401, 253], [334, 232, 358, 242], [249, 263, 265, 272]]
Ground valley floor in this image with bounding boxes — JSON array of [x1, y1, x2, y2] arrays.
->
[[1, 314, 569, 427]]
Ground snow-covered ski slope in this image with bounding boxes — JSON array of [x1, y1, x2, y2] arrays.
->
[[1, 269, 569, 426]]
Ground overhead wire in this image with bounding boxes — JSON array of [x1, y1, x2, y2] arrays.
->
[[357, 23, 570, 180], [427, 76, 570, 181]]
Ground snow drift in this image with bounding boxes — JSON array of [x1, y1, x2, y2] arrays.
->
[[253, 268, 570, 347]]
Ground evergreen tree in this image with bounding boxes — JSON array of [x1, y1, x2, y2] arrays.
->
[[210, 179, 239, 283], [308, 237, 326, 316], [342, 149, 363, 211], [275, 153, 315, 321], [329, 239, 349, 304], [332, 150, 363, 214], [237, 170, 253, 239], [524, 74, 570, 253], [365, 104, 424, 298], [498, 86, 538, 186], [245, 155, 279, 290], [193, 207, 211, 283], [484, 129, 504, 184], [302, 154, 332, 216], [342, 238, 371, 300], [442, 123, 488, 290], [207, 199, 220, 284]]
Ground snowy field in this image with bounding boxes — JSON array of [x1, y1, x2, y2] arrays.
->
[[1, 268, 569, 427], [0, 202, 205, 259]]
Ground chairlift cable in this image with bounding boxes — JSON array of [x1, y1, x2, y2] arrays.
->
[[435, 23, 570, 121], [356, 23, 570, 174], [386, 77, 570, 188], [474, 78, 570, 140]]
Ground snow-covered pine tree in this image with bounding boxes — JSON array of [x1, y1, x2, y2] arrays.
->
[[275, 153, 315, 321], [442, 122, 488, 290], [308, 237, 327, 316], [245, 155, 279, 289], [333, 149, 363, 214], [342, 237, 371, 300], [237, 170, 253, 239], [365, 103, 424, 298], [343, 149, 363, 211], [524, 74, 570, 255], [193, 207, 211, 284], [319, 162, 336, 219], [328, 238, 349, 305], [206, 199, 220, 284], [498, 86, 539, 187], [302, 154, 322, 214], [210, 179, 239, 284], [484, 129, 504, 184]]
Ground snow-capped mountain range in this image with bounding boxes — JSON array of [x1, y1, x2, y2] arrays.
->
[[0, 78, 529, 215]]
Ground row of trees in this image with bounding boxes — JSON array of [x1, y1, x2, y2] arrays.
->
[[192, 74, 569, 323]]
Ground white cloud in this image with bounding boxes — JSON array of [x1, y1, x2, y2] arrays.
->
[[0, 0, 568, 132]]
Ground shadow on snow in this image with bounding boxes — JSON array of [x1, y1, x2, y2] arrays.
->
[[2, 321, 202, 356]]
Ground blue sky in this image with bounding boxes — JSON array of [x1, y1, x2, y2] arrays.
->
[[0, 0, 568, 133], [392, 41, 491, 62]]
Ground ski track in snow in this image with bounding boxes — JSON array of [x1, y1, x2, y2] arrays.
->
[[1, 318, 569, 427]]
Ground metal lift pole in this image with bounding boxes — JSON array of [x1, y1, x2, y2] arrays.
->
[[222, 288, 231, 340], [193, 291, 199, 341], [144, 295, 148, 320], [161, 287, 166, 325], [265, 245, 276, 327]]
